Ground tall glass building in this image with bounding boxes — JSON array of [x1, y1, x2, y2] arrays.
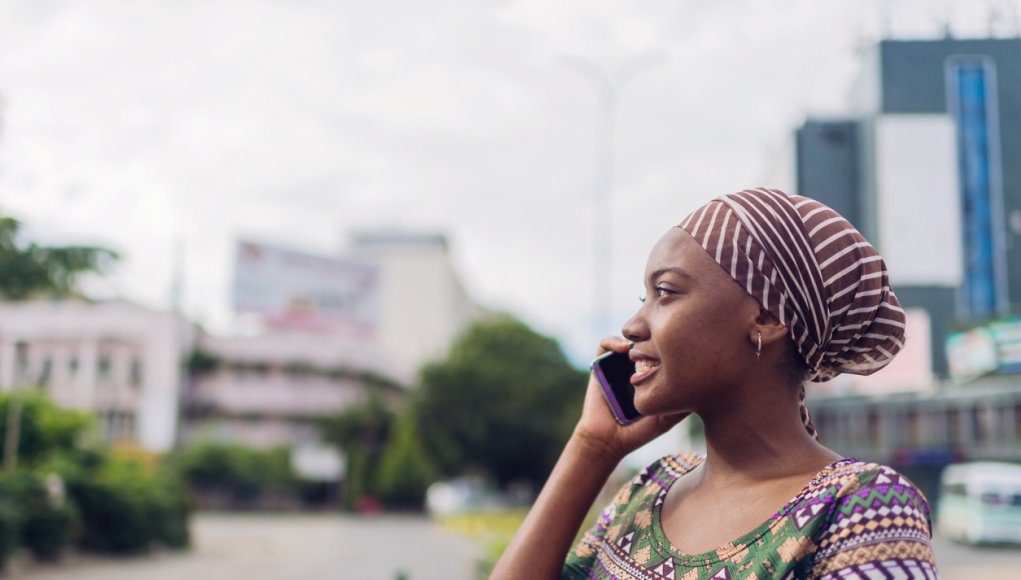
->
[[796, 38, 1021, 377]]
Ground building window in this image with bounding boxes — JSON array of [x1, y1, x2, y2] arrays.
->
[[39, 357, 52, 388], [947, 57, 1007, 320], [129, 358, 143, 389], [97, 356, 112, 384]]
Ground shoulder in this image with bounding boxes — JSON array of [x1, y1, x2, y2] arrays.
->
[[630, 452, 704, 489], [810, 460, 938, 578], [821, 459, 932, 515], [602, 452, 703, 511], [809, 459, 933, 538]]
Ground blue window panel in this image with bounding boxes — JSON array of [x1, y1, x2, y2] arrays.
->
[[952, 63, 998, 319]]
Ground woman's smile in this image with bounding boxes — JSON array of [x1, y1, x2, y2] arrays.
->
[[630, 352, 660, 385]]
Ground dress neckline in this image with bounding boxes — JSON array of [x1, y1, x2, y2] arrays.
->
[[649, 454, 855, 565]]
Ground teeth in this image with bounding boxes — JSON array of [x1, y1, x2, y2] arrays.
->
[[634, 359, 659, 373]]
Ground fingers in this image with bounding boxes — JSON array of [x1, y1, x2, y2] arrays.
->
[[596, 335, 633, 356]]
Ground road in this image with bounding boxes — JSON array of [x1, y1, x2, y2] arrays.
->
[[15, 513, 482, 580], [10, 513, 1021, 579], [932, 534, 1021, 580]]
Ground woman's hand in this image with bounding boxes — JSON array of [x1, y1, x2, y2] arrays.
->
[[572, 336, 689, 462], [492, 336, 688, 579]]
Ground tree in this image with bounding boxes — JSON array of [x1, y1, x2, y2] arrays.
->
[[373, 409, 434, 509], [0, 392, 93, 467], [0, 216, 118, 300], [414, 315, 587, 488], [318, 387, 395, 509]]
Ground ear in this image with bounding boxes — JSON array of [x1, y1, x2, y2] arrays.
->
[[750, 309, 788, 346]]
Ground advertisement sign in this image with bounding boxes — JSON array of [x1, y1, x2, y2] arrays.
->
[[946, 327, 998, 381], [875, 114, 963, 287], [232, 240, 378, 336], [946, 317, 1021, 379], [989, 318, 1021, 373]]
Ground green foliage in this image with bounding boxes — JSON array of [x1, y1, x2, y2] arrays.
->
[[0, 391, 188, 560], [415, 315, 587, 487], [439, 509, 529, 580], [0, 216, 119, 300], [0, 471, 78, 562], [172, 442, 298, 505], [67, 453, 191, 554], [145, 463, 191, 549], [0, 496, 18, 568], [318, 389, 395, 508], [374, 410, 435, 509], [183, 348, 221, 375], [0, 392, 93, 467]]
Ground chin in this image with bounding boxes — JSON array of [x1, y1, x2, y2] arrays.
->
[[634, 393, 688, 418], [633, 396, 666, 417]]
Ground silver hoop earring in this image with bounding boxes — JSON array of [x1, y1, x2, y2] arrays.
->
[[755, 331, 762, 361]]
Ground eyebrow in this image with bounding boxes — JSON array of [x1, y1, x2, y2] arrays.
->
[[650, 267, 694, 282]]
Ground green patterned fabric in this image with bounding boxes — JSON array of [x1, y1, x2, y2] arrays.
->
[[562, 453, 937, 579]]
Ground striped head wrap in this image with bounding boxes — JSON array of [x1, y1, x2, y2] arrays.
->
[[679, 188, 906, 382], [680, 188, 906, 439]]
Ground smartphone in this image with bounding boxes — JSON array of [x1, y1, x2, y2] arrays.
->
[[590, 350, 642, 425]]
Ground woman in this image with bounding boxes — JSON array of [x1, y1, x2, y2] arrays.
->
[[492, 188, 938, 579]]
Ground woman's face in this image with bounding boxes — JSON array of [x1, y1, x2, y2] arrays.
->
[[622, 227, 763, 416]]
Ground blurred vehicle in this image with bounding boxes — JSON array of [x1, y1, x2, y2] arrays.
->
[[425, 477, 507, 517], [938, 461, 1021, 545]]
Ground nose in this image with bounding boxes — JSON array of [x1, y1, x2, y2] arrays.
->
[[621, 306, 649, 343]]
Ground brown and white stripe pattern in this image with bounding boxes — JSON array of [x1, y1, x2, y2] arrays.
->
[[679, 188, 906, 382]]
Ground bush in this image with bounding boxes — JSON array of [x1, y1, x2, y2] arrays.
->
[[22, 502, 77, 561], [0, 392, 188, 559], [0, 471, 77, 562], [146, 464, 191, 549], [67, 452, 190, 554], [172, 442, 299, 507], [69, 478, 148, 554], [0, 497, 19, 568]]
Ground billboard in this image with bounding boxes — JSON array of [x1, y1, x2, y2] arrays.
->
[[946, 327, 998, 381], [989, 318, 1021, 374], [874, 114, 963, 287], [232, 240, 378, 336], [946, 317, 1021, 379]]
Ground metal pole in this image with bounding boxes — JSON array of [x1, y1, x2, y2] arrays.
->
[[561, 51, 668, 339]]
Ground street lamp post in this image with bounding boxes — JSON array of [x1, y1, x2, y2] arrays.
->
[[561, 51, 668, 340]]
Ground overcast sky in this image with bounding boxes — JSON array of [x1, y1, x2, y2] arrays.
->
[[0, 0, 1016, 365]]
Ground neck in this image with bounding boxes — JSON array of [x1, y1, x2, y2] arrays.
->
[[695, 383, 840, 486]]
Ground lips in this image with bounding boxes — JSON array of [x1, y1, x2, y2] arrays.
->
[[629, 351, 660, 385]]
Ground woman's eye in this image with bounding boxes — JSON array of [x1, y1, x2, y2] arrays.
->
[[640, 287, 674, 302]]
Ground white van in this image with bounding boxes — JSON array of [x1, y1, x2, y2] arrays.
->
[[938, 462, 1021, 545]]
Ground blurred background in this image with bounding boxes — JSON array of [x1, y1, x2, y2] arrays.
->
[[1, 0, 1021, 578]]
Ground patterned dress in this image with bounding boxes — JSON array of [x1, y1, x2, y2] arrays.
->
[[563, 453, 938, 579]]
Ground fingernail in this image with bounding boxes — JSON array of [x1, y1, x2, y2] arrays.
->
[[628, 341, 635, 349]]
